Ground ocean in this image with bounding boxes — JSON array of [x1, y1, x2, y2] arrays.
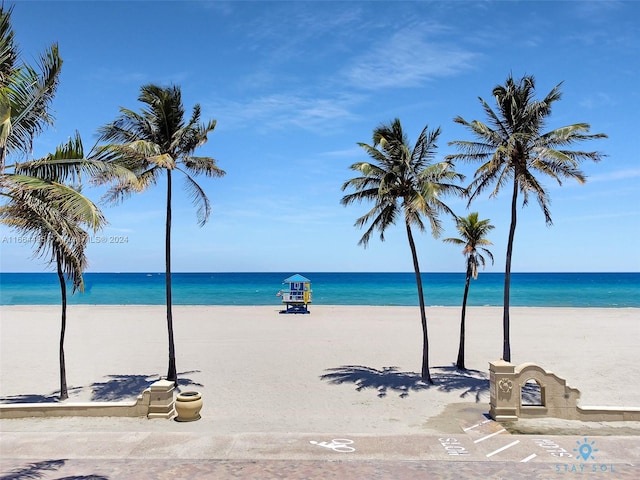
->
[[0, 272, 638, 307]]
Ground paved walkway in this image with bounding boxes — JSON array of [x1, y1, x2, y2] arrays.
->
[[2, 415, 639, 479]]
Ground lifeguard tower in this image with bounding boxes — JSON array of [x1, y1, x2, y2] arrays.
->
[[278, 274, 312, 314]]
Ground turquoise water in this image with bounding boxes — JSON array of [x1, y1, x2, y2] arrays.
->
[[0, 272, 638, 307]]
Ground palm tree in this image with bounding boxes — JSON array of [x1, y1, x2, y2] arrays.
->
[[341, 118, 464, 383], [446, 74, 607, 362], [443, 212, 494, 370], [1, 134, 108, 400], [0, 5, 112, 400], [94, 84, 225, 385]]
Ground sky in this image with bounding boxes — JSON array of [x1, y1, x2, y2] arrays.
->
[[0, 0, 638, 273]]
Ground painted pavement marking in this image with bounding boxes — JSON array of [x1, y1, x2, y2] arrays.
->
[[463, 419, 493, 432], [461, 416, 542, 461], [309, 439, 355, 453], [474, 428, 507, 443], [438, 437, 471, 456], [486, 440, 521, 458], [533, 438, 573, 459]]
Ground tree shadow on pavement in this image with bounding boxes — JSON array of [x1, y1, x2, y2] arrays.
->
[[90, 371, 203, 401], [89, 374, 163, 401], [0, 388, 82, 404], [0, 371, 203, 404], [57, 477, 109, 480], [431, 365, 490, 402], [0, 393, 60, 404], [320, 364, 489, 401], [1, 459, 66, 480], [0, 458, 109, 479]]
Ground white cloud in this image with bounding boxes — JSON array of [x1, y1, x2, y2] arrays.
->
[[343, 28, 477, 90], [212, 92, 363, 134], [588, 167, 640, 183], [579, 92, 615, 109], [318, 147, 364, 159]]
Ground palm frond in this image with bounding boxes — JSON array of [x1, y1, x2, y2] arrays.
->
[[100, 165, 158, 204], [443, 237, 465, 246], [178, 167, 211, 227], [97, 109, 149, 144], [181, 156, 225, 177], [0, 195, 89, 291], [0, 7, 18, 83], [5, 43, 61, 158], [10, 132, 139, 191], [13, 131, 83, 179], [355, 202, 398, 247], [5, 174, 105, 230]]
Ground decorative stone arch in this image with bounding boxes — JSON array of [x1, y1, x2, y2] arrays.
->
[[516, 363, 561, 415], [489, 360, 640, 422], [489, 360, 580, 421]]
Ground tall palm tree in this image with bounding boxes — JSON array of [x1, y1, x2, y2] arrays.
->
[[1, 134, 107, 399], [94, 84, 225, 385], [443, 212, 494, 370], [446, 74, 607, 362], [0, 5, 114, 400], [341, 118, 464, 383]]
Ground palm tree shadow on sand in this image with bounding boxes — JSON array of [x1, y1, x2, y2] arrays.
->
[[0, 371, 202, 404], [90, 371, 203, 401], [320, 365, 489, 402]]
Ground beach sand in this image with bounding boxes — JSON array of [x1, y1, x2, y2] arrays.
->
[[1, 305, 639, 435]]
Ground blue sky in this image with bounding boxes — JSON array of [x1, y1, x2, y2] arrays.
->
[[1, 0, 638, 273]]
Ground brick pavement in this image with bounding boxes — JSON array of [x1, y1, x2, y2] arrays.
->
[[2, 427, 639, 479], [1, 457, 638, 480]]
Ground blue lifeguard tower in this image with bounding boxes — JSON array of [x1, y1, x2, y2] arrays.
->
[[278, 274, 312, 314]]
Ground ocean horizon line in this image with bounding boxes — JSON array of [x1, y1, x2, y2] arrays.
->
[[1, 272, 638, 308], [2, 270, 638, 274], [4, 304, 637, 309]]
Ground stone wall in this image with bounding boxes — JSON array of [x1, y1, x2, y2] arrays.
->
[[489, 360, 640, 422], [0, 379, 175, 420]]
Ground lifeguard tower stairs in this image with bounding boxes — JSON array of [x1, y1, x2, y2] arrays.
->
[[279, 274, 312, 314]]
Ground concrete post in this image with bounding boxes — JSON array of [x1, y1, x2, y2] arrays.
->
[[489, 359, 518, 421], [147, 379, 176, 419]]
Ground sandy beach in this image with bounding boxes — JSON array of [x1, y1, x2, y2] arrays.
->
[[1, 305, 639, 435]]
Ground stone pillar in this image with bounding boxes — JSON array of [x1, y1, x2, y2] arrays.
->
[[147, 379, 176, 419], [489, 360, 518, 421]]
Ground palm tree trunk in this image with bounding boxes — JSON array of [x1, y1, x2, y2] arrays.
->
[[405, 222, 433, 384], [166, 169, 177, 385], [0, 145, 5, 173], [56, 252, 68, 400], [456, 262, 472, 370], [503, 179, 519, 362]]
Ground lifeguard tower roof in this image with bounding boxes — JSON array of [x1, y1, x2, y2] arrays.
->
[[284, 274, 310, 283]]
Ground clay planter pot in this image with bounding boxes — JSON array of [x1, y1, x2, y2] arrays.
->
[[174, 391, 203, 422]]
